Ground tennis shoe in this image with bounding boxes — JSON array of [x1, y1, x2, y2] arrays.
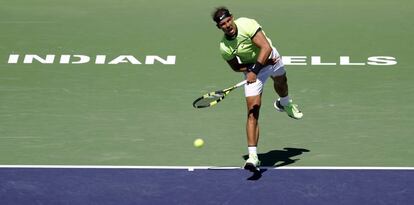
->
[[244, 154, 261, 173], [274, 98, 303, 119]]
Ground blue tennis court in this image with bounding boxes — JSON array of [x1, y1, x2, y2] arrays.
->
[[1, 166, 413, 205]]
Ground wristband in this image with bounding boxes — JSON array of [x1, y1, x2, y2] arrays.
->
[[248, 62, 264, 75]]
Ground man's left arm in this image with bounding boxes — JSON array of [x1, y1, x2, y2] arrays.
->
[[252, 30, 272, 65], [246, 30, 272, 83]]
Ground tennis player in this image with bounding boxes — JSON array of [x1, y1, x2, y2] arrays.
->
[[212, 7, 303, 172]]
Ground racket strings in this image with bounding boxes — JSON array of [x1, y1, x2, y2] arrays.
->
[[192, 81, 244, 108], [193, 92, 225, 108]]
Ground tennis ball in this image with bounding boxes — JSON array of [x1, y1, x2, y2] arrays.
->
[[193, 138, 204, 148]]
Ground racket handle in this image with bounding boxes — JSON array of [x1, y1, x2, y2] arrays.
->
[[235, 80, 247, 88]]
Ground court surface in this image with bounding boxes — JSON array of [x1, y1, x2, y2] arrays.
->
[[1, 166, 413, 205], [1, 0, 413, 204]]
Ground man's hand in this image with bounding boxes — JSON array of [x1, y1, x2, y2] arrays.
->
[[267, 56, 280, 65], [246, 71, 257, 84], [246, 56, 280, 84]]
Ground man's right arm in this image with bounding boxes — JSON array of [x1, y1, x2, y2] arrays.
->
[[226, 57, 252, 72]]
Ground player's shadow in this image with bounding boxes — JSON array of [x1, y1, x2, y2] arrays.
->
[[242, 147, 310, 180]]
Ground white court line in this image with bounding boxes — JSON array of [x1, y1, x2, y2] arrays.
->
[[0, 21, 56, 24], [0, 165, 413, 170]]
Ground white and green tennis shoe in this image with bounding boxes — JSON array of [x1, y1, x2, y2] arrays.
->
[[243, 154, 261, 172], [274, 98, 303, 119]]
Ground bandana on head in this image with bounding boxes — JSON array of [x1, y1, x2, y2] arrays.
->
[[214, 10, 232, 24]]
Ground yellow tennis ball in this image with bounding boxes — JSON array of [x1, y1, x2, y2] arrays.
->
[[193, 138, 204, 148]]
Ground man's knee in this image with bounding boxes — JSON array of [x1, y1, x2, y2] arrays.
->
[[248, 104, 260, 120]]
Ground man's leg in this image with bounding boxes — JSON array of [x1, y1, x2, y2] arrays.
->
[[272, 73, 288, 98], [244, 95, 261, 172], [272, 73, 303, 119], [246, 95, 261, 146]]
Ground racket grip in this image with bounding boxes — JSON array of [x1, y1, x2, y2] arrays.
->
[[236, 80, 247, 87]]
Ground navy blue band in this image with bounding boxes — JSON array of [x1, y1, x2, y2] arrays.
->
[[214, 10, 232, 24], [248, 62, 264, 75]]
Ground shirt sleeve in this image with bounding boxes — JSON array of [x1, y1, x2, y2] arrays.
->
[[220, 42, 235, 61], [243, 18, 262, 39]]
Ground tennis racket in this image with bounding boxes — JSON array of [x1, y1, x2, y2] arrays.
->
[[192, 80, 247, 108]]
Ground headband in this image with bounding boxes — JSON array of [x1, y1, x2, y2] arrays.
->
[[214, 10, 232, 24]]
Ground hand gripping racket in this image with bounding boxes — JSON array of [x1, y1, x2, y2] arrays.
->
[[192, 80, 247, 108]]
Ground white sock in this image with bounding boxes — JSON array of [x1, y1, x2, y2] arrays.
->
[[280, 96, 290, 106], [248, 146, 257, 156]]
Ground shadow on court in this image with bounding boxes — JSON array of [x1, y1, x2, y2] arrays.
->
[[242, 147, 310, 180]]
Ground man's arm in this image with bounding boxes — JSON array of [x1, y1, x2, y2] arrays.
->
[[251, 30, 272, 65], [245, 30, 272, 83], [226, 57, 252, 72], [224, 30, 273, 76]]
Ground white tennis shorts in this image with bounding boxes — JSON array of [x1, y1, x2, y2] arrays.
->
[[244, 48, 286, 97]]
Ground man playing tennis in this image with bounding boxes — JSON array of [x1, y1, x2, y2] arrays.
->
[[212, 7, 303, 172]]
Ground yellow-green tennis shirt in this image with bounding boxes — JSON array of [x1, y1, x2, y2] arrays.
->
[[219, 17, 273, 64]]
